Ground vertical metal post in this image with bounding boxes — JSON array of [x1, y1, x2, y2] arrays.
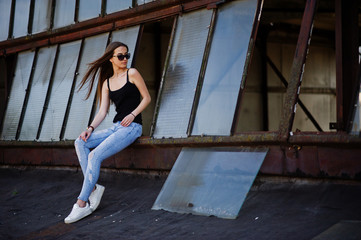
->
[[260, 29, 269, 131], [335, 0, 359, 132], [277, 0, 317, 142]]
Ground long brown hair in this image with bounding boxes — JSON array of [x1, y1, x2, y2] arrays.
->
[[78, 41, 129, 106]]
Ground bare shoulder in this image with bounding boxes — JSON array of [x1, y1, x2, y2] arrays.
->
[[128, 68, 143, 83], [128, 68, 141, 77]]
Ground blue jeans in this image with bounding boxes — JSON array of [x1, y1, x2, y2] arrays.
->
[[74, 122, 142, 202]]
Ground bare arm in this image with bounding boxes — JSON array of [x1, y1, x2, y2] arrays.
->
[[79, 80, 110, 141], [120, 68, 151, 127]]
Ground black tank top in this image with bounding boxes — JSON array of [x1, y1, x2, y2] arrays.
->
[[107, 69, 142, 125]]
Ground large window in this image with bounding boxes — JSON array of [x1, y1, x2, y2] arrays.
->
[[1, 50, 35, 140], [20, 46, 57, 141], [152, 0, 259, 138], [191, 0, 258, 136], [38, 41, 82, 141], [152, 9, 214, 138], [1, 0, 263, 142], [0, 0, 161, 41]]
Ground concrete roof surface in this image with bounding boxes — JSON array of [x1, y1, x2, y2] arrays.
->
[[1, 168, 361, 240]]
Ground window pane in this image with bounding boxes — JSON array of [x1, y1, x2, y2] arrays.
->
[[32, 0, 51, 34], [96, 26, 140, 130], [0, 1, 12, 41], [13, 0, 31, 38], [38, 41, 81, 141], [106, 0, 132, 14], [1, 50, 35, 140], [78, 0, 101, 22], [192, 0, 258, 136], [19, 46, 57, 141], [153, 9, 213, 138], [63, 33, 109, 140], [53, 0, 75, 29], [136, 0, 154, 5], [152, 147, 268, 219]]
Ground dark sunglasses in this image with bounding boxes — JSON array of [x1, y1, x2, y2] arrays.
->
[[113, 53, 131, 61]]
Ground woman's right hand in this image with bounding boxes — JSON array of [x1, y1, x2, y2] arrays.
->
[[79, 129, 93, 142]]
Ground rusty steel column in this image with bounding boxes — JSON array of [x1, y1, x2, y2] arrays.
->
[[334, 0, 359, 132], [277, 0, 318, 142]]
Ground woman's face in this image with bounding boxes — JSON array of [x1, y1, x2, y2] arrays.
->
[[110, 46, 129, 69]]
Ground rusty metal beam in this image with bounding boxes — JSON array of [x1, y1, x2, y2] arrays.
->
[[278, 0, 318, 142], [0, 0, 221, 57], [335, 0, 359, 132], [2, 131, 361, 148], [2, 145, 361, 179]]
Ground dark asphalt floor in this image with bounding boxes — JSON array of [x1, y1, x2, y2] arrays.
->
[[1, 167, 361, 240]]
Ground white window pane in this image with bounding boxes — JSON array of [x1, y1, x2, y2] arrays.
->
[[96, 25, 140, 131], [38, 41, 81, 141], [192, 0, 258, 136], [63, 33, 109, 140], [53, 0, 75, 29], [136, 0, 154, 5], [1, 50, 35, 140], [32, 0, 52, 34], [106, 0, 132, 14], [13, 0, 31, 38], [0, 1, 12, 41], [19, 46, 57, 141], [153, 9, 213, 138], [78, 0, 101, 22]]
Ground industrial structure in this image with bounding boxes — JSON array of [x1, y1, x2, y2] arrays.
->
[[0, 0, 360, 179]]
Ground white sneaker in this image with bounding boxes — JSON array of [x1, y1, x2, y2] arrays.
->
[[89, 184, 105, 212], [64, 202, 92, 224]]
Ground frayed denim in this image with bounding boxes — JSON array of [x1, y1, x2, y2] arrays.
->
[[74, 122, 142, 202]]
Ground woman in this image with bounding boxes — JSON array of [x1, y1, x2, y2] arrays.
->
[[64, 42, 151, 224]]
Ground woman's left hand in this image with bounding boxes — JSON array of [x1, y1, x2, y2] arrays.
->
[[121, 113, 135, 127]]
